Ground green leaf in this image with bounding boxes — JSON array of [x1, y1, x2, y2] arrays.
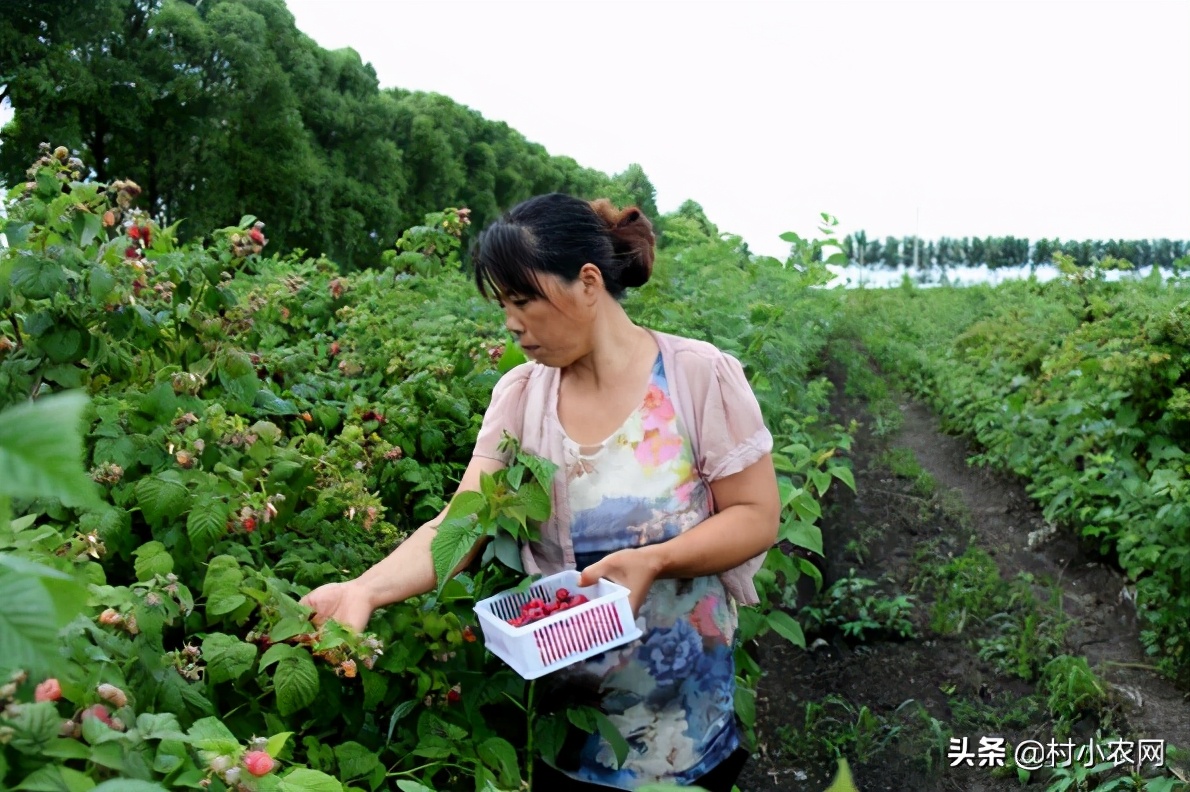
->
[[91, 782, 168, 792], [396, 782, 436, 792], [492, 533, 524, 572], [133, 540, 174, 581], [516, 452, 558, 490], [10, 258, 67, 301], [477, 736, 520, 786], [517, 481, 551, 523], [134, 713, 188, 742], [333, 741, 380, 780], [187, 716, 240, 756], [445, 490, 486, 520], [277, 768, 343, 792], [824, 759, 859, 792], [255, 389, 299, 416], [265, 731, 293, 760], [430, 515, 481, 593], [134, 473, 190, 526], [7, 701, 63, 756], [734, 684, 756, 730], [40, 327, 85, 364], [78, 212, 103, 248], [766, 610, 806, 648], [779, 517, 823, 556], [202, 633, 257, 683], [496, 343, 527, 373], [829, 465, 856, 493], [0, 560, 80, 677], [15, 764, 97, 792], [274, 651, 319, 716], [259, 642, 296, 672], [593, 711, 630, 770], [187, 500, 229, 556], [0, 392, 101, 508]]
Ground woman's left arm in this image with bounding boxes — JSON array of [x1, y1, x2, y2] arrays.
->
[[579, 454, 780, 615]]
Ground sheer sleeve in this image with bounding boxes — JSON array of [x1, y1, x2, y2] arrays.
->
[[471, 363, 534, 464], [695, 351, 774, 482]]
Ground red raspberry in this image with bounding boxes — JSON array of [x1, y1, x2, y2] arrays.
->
[[243, 750, 275, 777], [242, 517, 256, 532], [525, 598, 545, 611], [570, 594, 589, 606], [555, 588, 570, 602], [543, 602, 558, 615], [35, 678, 62, 702], [249, 228, 265, 244]]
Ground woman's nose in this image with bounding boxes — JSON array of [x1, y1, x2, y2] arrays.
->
[[504, 313, 523, 335]]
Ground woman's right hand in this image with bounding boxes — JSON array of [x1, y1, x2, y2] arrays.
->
[[299, 580, 374, 634]]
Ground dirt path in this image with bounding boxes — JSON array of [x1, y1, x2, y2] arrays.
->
[[735, 354, 1189, 792]]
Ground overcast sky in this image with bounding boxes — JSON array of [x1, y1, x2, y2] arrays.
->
[[4, 1, 1188, 260]]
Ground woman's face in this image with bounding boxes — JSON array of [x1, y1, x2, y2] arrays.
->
[[498, 270, 596, 368]]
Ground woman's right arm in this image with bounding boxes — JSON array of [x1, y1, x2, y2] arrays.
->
[[299, 454, 506, 631]]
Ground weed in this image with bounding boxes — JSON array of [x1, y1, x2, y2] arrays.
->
[[878, 447, 936, 496], [1042, 655, 1111, 735], [776, 695, 905, 766], [915, 546, 1022, 635], [800, 571, 917, 642]]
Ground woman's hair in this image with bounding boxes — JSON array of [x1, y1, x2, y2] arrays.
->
[[472, 193, 656, 302]]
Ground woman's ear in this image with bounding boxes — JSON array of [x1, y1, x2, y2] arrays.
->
[[578, 263, 604, 296]]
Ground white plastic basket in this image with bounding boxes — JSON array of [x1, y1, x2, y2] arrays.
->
[[474, 570, 643, 680]]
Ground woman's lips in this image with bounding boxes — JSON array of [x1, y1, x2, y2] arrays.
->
[[521, 345, 539, 352]]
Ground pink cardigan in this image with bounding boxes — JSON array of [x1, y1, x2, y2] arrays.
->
[[472, 328, 774, 606]]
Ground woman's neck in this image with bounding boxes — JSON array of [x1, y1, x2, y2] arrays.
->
[[562, 305, 654, 391]]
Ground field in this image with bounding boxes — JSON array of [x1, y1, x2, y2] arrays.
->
[[1, 150, 1188, 792]]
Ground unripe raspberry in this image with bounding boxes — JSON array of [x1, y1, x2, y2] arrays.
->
[[208, 754, 233, 774], [96, 683, 127, 708], [99, 608, 122, 626], [223, 766, 241, 785]]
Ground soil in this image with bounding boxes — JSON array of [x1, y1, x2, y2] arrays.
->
[[734, 357, 1190, 792]]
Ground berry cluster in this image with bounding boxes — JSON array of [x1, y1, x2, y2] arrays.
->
[[506, 588, 590, 628]]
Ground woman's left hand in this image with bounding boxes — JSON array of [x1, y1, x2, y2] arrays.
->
[[578, 547, 661, 618]]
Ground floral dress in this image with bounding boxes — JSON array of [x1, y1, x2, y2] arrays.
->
[[543, 352, 740, 789]]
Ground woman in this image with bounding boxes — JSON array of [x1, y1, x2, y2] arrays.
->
[[301, 193, 780, 791]]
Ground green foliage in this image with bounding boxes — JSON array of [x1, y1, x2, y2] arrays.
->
[[799, 571, 916, 642], [0, 142, 862, 789], [845, 270, 1190, 682]]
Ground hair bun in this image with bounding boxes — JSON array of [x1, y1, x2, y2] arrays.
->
[[589, 199, 655, 288]]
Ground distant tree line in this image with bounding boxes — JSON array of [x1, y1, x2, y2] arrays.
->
[[0, 0, 672, 268], [839, 232, 1189, 270]]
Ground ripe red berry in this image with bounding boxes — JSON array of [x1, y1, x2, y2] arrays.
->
[[543, 602, 558, 615], [526, 598, 545, 610], [249, 228, 265, 244], [555, 588, 570, 602], [570, 594, 589, 606], [242, 517, 256, 532]]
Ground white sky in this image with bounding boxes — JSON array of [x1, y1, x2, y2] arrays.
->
[[4, 1, 1188, 260]]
